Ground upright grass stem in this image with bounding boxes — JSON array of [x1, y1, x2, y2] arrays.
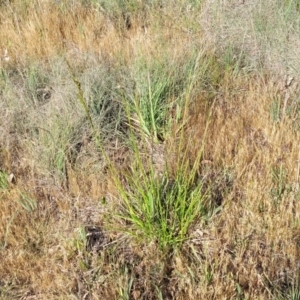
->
[[65, 59, 114, 170]]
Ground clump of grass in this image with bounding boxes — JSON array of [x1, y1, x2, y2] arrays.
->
[[115, 153, 209, 251], [125, 57, 179, 142], [122, 48, 211, 143], [17, 190, 37, 212]]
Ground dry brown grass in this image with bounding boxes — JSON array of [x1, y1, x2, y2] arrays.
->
[[182, 74, 300, 299], [1, 1, 300, 299]]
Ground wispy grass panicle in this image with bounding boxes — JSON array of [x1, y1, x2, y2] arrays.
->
[[65, 58, 113, 168], [65, 59, 96, 134]]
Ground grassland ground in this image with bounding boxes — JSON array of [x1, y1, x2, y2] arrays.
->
[[0, 1, 300, 299]]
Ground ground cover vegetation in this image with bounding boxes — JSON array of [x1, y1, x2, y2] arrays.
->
[[0, 0, 300, 299]]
